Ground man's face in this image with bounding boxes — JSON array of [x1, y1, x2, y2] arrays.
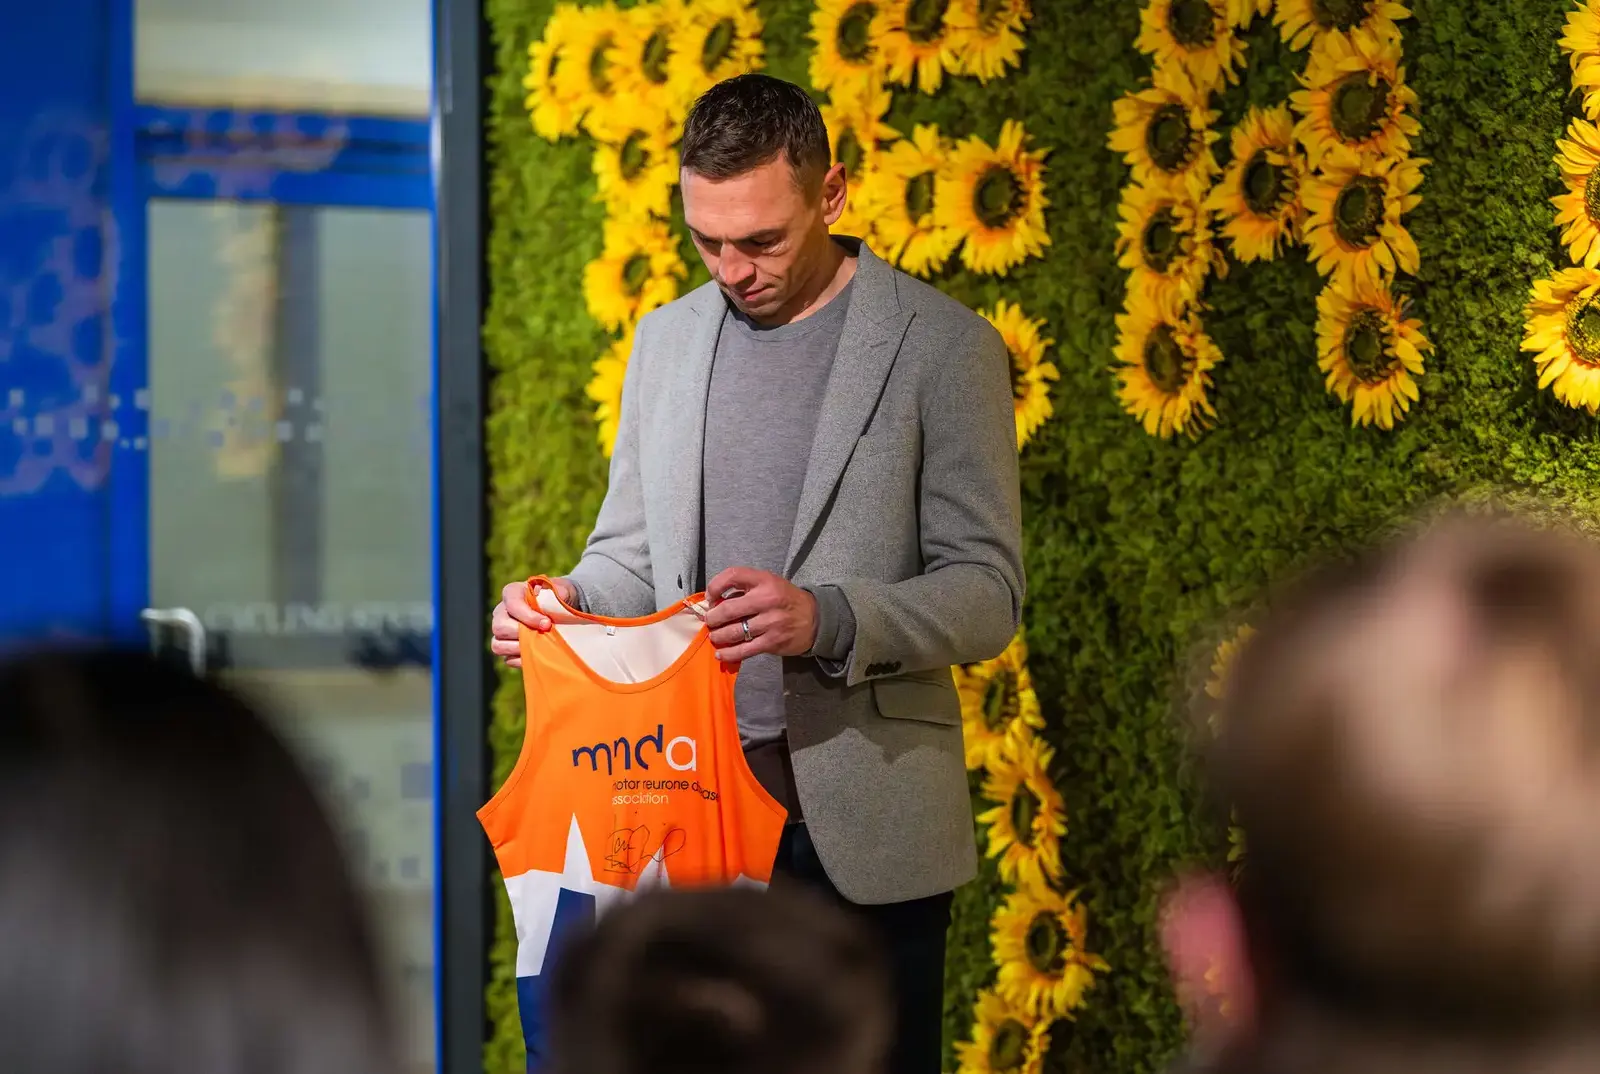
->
[[681, 155, 845, 323]]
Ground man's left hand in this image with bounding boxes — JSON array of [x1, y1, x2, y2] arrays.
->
[[703, 567, 818, 662]]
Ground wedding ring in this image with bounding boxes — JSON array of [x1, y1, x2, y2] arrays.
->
[[741, 619, 753, 642]]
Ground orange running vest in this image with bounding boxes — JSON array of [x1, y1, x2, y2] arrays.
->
[[477, 578, 788, 1071]]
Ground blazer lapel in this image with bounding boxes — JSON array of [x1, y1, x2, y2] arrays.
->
[[785, 245, 912, 574], [656, 282, 725, 591]]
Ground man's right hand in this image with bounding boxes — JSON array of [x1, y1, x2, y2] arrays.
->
[[490, 576, 576, 669]]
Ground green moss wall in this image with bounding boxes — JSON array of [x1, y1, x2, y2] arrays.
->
[[483, 2, 1593, 1071]]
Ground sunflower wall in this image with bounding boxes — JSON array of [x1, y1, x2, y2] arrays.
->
[[484, 1, 1600, 1071]]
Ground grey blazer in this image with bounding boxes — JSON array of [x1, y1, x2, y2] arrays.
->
[[566, 239, 1025, 904]]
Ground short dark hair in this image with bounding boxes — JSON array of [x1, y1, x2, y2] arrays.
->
[[679, 74, 831, 190], [547, 886, 892, 1074], [0, 648, 393, 1074], [1209, 513, 1600, 1067]]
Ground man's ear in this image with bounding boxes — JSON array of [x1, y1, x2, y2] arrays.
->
[[1160, 870, 1256, 1054], [819, 162, 848, 228]]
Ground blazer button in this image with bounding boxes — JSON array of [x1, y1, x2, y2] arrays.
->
[[677, 575, 683, 590]]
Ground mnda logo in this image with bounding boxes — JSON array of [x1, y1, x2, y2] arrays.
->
[[572, 724, 696, 775]]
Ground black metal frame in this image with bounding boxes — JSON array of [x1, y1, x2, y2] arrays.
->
[[433, 0, 492, 1071]]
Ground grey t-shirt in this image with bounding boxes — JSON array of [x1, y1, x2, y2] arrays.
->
[[701, 276, 856, 747]]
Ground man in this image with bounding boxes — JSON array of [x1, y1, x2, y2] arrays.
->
[[1161, 514, 1600, 1074], [547, 886, 892, 1074], [491, 73, 1022, 1074]]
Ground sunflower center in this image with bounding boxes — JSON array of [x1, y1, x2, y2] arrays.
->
[[977, 0, 1009, 33], [1141, 207, 1182, 273], [622, 253, 651, 296], [837, 127, 866, 175], [982, 670, 1020, 732], [641, 27, 671, 84], [1333, 175, 1385, 248], [1344, 308, 1396, 383], [1311, 0, 1372, 31], [1585, 166, 1600, 226], [1242, 150, 1288, 216], [588, 35, 614, 93], [989, 1019, 1029, 1072], [618, 132, 649, 181], [904, 170, 935, 221], [1026, 911, 1069, 974], [974, 165, 1022, 228], [1330, 73, 1393, 143], [907, 0, 951, 44], [1144, 324, 1190, 394], [1145, 103, 1197, 174], [837, 3, 877, 62], [1565, 295, 1600, 364], [701, 18, 736, 73], [1167, 0, 1216, 48], [1010, 785, 1040, 847]]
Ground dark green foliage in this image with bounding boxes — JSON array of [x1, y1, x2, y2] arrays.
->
[[483, 1, 1586, 1071]]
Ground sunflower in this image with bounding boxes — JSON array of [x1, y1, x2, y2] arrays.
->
[[1117, 178, 1223, 308], [586, 103, 680, 220], [880, 0, 961, 93], [936, 120, 1051, 275], [1317, 275, 1428, 429], [1227, 0, 1272, 27], [1204, 624, 1256, 712], [1114, 294, 1223, 440], [1563, 1, 1600, 120], [1290, 28, 1420, 171], [1522, 267, 1600, 415], [809, 0, 889, 94], [666, 0, 765, 113], [581, 216, 687, 334], [553, 2, 629, 139], [587, 330, 632, 456], [525, 3, 591, 140], [980, 300, 1059, 450], [955, 989, 1049, 1074], [822, 83, 901, 238], [954, 630, 1044, 771], [945, 0, 1031, 84], [856, 124, 961, 276], [1275, 0, 1410, 52], [993, 886, 1110, 1021], [1206, 106, 1304, 263], [978, 723, 1067, 891], [1554, 118, 1600, 269], [1108, 65, 1222, 191], [608, 0, 686, 123], [1301, 147, 1424, 290], [1136, 0, 1246, 91]]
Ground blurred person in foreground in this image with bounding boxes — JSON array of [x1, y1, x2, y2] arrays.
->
[[1161, 512, 1600, 1074], [0, 648, 394, 1074], [546, 885, 893, 1074]]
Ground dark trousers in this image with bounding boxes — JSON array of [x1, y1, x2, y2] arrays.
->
[[772, 822, 953, 1074]]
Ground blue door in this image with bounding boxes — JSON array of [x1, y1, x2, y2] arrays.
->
[[112, 2, 441, 1071]]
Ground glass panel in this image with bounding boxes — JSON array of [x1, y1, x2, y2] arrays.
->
[[136, 0, 431, 116], [146, 199, 435, 1074]]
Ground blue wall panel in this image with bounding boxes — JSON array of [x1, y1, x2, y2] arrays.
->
[[0, 0, 113, 643]]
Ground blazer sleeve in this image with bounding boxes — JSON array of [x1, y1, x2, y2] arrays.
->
[[830, 316, 1026, 686], [565, 323, 657, 617]]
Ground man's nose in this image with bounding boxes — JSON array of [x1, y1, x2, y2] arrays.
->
[[718, 249, 756, 288]]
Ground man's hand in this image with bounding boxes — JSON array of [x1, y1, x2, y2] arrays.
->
[[703, 567, 818, 663], [490, 577, 577, 669]]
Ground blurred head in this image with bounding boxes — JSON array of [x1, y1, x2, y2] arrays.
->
[[679, 74, 847, 324], [1166, 513, 1600, 1073], [0, 648, 392, 1074], [547, 885, 892, 1074]]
